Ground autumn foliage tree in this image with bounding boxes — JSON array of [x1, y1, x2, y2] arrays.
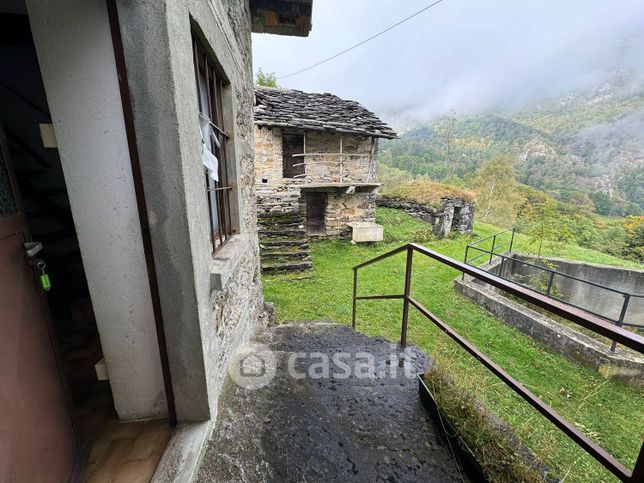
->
[[471, 156, 519, 227]]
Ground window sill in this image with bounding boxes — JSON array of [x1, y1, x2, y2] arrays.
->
[[210, 234, 250, 292]]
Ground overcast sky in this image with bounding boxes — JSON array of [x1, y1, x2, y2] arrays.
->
[[252, 0, 644, 126]]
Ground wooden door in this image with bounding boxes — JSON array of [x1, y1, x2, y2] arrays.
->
[[0, 127, 76, 482]]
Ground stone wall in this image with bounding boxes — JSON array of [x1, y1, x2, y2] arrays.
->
[[304, 131, 375, 184], [322, 191, 377, 238], [119, 0, 264, 422], [378, 196, 475, 237], [255, 125, 379, 237], [254, 125, 376, 187]]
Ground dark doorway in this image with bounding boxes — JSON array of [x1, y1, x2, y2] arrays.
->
[[282, 133, 304, 178], [0, 12, 115, 480], [305, 192, 326, 235], [0, 124, 77, 483]]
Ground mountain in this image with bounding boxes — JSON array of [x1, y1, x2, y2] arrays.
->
[[379, 71, 644, 215]]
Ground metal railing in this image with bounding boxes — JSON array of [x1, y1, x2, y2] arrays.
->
[[463, 227, 516, 266], [352, 243, 644, 482], [464, 229, 643, 351]]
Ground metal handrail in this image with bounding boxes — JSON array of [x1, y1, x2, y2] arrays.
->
[[467, 245, 642, 298], [352, 243, 644, 482], [464, 229, 643, 351]]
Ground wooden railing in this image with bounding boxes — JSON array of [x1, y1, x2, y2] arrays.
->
[[352, 243, 644, 482]]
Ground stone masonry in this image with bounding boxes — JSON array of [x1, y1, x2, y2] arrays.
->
[[378, 196, 476, 237], [255, 126, 380, 237], [253, 88, 396, 271]]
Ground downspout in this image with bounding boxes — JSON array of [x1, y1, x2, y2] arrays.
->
[[105, 0, 177, 425]]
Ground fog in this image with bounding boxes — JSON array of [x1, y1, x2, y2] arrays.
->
[[252, 0, 644, 127]]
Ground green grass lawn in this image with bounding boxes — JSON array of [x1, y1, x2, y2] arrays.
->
[[263, 208, 643, 482]]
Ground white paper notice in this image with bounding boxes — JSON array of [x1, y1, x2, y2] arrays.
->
[[198, 114, 220, 180], [202, 146, 219, 181]]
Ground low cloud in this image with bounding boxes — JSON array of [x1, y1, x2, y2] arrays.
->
[[252, 0, 644, 128]]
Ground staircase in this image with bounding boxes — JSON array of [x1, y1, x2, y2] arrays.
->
[[258, 212, 312, 273]]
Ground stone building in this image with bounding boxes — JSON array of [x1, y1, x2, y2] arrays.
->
[[0, 0, 311, 481], [253, 87, 397, 271]]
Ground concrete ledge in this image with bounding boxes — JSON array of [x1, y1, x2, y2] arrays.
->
[[348, 221, 383, 242], [210, 235, 250, 292], [455, 276, 644, 384], [152, 420, 214, 482]]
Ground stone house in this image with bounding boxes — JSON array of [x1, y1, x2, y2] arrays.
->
[[253, 87, 397, 271], [0, 0, 311, 481]]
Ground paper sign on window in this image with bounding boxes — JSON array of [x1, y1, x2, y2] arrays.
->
[[199, 114, 220, 181]]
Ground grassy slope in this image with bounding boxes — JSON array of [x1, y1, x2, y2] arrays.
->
[[263, 208, 643, 482]]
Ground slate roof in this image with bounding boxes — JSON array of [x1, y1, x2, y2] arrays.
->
[[254, 87, 397, 139]]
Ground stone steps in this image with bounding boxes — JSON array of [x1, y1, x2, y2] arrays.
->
[[261, 260, 313, 273], [260, 250, 310, 260], [258, 220, 304, 230], [258, 211, 312, 273], [260, 239, 309, 248], [258, 228, 307, 238]]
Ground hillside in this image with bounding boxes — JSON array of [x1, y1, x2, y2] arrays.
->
[[379, 71, 644, 215]]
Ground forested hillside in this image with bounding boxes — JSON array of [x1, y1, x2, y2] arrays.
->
[[379, 71, 644, 216]]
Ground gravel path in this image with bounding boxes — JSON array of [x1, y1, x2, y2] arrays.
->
[[197, 323, 467, 482]]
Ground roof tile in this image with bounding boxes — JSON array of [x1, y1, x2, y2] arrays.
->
[[254, 87, 397, 139]]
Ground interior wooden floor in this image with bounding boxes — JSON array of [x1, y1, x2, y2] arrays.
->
[[84, 419, 172, 483]]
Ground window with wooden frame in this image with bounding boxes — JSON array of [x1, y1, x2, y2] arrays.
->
[[282, 133, 305, 178], [193, 34, 233, 252]]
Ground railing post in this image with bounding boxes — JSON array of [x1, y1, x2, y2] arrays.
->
[[509, 227, 516, 253], [462, 245, 469, 280], [352, 268, 358, 329], [489, 235, 496, 264], [546, 271, 555, 296], [611, 294, 630, 352], [632, 441, 644, 483], [401, 245, 414, 348]]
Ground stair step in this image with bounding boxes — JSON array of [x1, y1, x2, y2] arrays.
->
[[262, 261, 313, 273], [257, 213, 302, 222], [258, 220, 304, 229], [260, 239, 309, 248], [259, 229, 306, 238], [260, 250, 310, 260]]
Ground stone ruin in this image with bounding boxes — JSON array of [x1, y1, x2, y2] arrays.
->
[[378, 195, 476, 237]]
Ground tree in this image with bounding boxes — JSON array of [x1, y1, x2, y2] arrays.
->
[[618, 167, 644, 213], [436, 110, 456, 177], [619, 216, 644, 262], [590, 191, 613, 216], [255, 68, 278, 87], [471, 156, 519, 227]]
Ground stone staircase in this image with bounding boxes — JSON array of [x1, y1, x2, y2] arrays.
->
[[258, 212, 313, 273]]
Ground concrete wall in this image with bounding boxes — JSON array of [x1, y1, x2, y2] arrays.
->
[[456, 275, 643, 383], [506, 255, 643, 326], [26, 0, 167, 420], [117, 0, 264, 421]]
